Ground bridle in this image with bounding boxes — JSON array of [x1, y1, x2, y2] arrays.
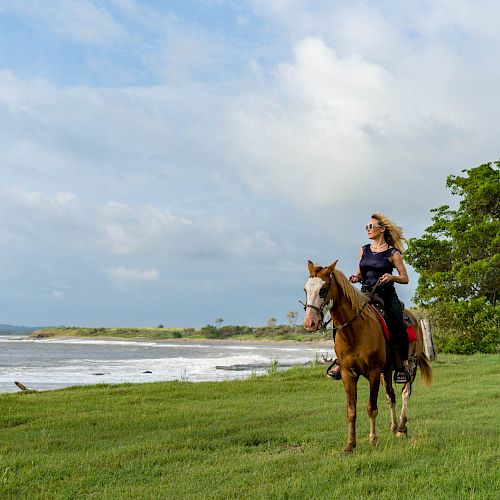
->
[[301, 274, 383, 334], [300, 274, 334, 331]]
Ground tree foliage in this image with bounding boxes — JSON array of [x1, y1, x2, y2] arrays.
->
[[286, 311, 298, 327], [266, 317, 277, 327], [406, 162, 499, 353]]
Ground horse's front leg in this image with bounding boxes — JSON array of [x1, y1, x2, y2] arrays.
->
[[381, 372, 398, 433], [367, 370, 381, 446], [342, 370, 358, 453]]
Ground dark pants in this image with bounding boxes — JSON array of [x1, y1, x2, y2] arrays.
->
[[379, 292, 409, 363], [362, 285, 409, 363]]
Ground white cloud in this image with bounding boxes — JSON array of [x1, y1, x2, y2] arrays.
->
[[0, 188, 82, 244], [51, 290, 66, 300], [1, 0, 499, 326], [105, 266, 160, 285], [98, 201, 192, 256], [4, 189, 76, 208], [223, 31, 498, 210], [0, 0, 127, 46], [225, 37, 391, 205]]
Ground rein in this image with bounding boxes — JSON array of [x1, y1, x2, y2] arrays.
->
[[331, 301, 369, 333], [331, 279, 384, 333]]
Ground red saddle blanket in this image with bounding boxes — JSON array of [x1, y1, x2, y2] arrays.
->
[[371, 305, 391, 341], [406, 324, 417, 342], [370, 305, 418, 342]]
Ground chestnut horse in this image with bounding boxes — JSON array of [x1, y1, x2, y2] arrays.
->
[[303, 260, 432, 453]]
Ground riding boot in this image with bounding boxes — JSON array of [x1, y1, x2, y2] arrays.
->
[[392, 351, 411, 384], [392, 350, 403, 372], [393, 352, 411, 384], [394, 366, 412, 384]]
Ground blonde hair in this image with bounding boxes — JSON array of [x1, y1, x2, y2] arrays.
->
[[371, 212, 407, 252]]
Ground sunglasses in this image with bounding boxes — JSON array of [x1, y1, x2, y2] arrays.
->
[[365, 223, 382, 230]]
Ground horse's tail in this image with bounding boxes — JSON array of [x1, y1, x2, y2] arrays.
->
[[417, 351, 433, 386], [405, 308, 433, 386]]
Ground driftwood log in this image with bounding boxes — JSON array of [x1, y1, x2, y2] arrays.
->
[[14, 381, 32, 392]]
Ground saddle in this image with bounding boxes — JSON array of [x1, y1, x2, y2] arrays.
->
[[366, 292, 385, 317], [364, 293, 416, 341]]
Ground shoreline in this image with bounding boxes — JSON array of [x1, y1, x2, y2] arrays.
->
[[1, 334, 336, 394], [32, 334, 333, 350]]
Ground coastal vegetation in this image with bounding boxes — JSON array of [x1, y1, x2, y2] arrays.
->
[[31, 324, 331, 342], [0, 354, 498, 498], [406, 162, 499, 354]]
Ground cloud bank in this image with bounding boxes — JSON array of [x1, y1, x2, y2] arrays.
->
[[0, 0, 498, 326]]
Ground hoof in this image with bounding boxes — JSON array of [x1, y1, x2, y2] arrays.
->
[[343, 443, 356, 454], [369, 436, 378, 446], [391, 425, 398, 434], [396, 429, 407, 438]]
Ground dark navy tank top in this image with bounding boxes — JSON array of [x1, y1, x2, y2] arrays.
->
[[360, 244, 400, 293]]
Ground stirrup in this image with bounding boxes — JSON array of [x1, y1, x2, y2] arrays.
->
[[394, 367, 411, 384], [326, 360, 341, 380]]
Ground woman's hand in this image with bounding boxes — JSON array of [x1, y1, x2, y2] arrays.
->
[[349, 274, 361, 283], [378, 273, 393, 284]]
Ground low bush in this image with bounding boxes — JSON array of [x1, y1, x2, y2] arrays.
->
[[429, 298, 499, 354]]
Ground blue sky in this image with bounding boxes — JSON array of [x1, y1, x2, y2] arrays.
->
[[0, 0, 499, 327]]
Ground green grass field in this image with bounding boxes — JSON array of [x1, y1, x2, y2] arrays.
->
[[1, 354, 499, 499]]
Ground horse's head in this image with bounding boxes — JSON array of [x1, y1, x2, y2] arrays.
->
[[303, 259, 338, 332]]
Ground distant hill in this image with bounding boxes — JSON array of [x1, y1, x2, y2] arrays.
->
[[0, 324, 52, 335]]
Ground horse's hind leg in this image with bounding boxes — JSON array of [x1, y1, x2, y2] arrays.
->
[[367, 371, 381, 446], [396, 382, 411, 436], [381, 372, 398, 433], [397, 351, 418, 436]]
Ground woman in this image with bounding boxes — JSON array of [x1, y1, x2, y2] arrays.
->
[[328, 212, 411, 384]]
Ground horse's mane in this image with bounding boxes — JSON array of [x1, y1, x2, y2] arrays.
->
[[332, 268, 369, 312]]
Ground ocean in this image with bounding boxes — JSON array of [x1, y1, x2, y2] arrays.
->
[[0, 335, 333, 393]]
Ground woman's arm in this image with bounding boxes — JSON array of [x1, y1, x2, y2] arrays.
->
[[380, 250, 409, 285], [349, 248, 363, 283]]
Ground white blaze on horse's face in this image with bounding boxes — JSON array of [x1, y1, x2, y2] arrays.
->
[[303, 277, 325, 332]]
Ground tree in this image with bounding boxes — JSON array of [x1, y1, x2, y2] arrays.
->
[[215, 318, 224, 328], [405, 162, 499, 353], [266, 317, 277, 327], [286, 311, 298, 327]]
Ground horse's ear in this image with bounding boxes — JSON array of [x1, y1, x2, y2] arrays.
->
[[307, 260, 315, 275], [325, 260, 338, 274]]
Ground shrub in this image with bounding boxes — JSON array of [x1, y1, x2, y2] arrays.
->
[[201, 325, 220, 338], [430, 298, 500, 354]]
